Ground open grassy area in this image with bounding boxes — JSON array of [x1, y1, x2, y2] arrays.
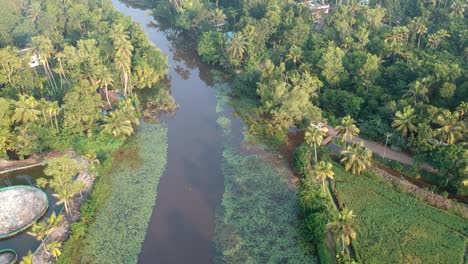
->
[[333, 163, 467, 263], [59, 122, 168, 264]]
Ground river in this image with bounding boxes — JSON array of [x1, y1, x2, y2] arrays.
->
[[111, 1, 243, 263]]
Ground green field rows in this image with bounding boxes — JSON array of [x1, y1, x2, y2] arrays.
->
[[334, 163, 467, 263]]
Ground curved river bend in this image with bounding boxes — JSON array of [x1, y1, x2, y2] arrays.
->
[[112, 1, 241, 263]]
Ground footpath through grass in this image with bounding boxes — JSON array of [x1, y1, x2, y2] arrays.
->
[[59, 122, 168, 264], [333, 163, 467, 263]]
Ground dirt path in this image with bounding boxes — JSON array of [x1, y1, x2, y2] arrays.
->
[[326, 126, 436, 173]]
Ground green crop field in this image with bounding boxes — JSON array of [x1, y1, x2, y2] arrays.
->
[[333, 163, 467, 263]]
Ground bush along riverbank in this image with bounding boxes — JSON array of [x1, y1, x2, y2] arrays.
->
[[58, 122, 168, 264]]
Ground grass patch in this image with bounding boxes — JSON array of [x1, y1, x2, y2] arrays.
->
[[214, 145, 315, 263], [59, 122, 168, 264], [333, 162, 467, 263]]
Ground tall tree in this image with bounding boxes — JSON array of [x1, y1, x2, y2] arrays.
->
[[226, 32, 246, 65], [12, 95, 40, 124], [27, 222, 50, 255], [37, 154, 84, 214], [314, 161, 334, 193], [327, 209, 357, 254], [63, 80, 102, 135], [340, 142, 372, 175], [392, 106, 417, 137], [47, 241, 62, 261], [111, 24, 133, 95], [305, 125, 325, 164], [434, 111, 465, 144], [404, 80, 429, 105], [336, 115, 360, 147], [319, 44, 346, 87], [426, 30, 450, 50], [101, 109, 137, 139]]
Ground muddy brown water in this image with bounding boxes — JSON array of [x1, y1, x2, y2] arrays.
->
[[0, 167, 61, 259], [112, 1, 243, 263]]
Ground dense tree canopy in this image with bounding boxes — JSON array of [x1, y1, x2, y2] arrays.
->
[[0, 0, 172, 159], [158, 0, 467, 193]]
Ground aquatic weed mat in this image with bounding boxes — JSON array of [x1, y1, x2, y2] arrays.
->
[[80, 123, 168, 264]]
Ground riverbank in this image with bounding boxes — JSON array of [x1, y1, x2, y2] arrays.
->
[[0, 151, 63, 175], [33, 153, 94, 264]]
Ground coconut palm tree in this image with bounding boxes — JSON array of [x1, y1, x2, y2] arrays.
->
[[211, 8, 226, 28], [226, 33, 246, 64], [27, 222, 50, 255], [434, 111, 465, 144], [96, 67, 114, 106], [286, 45, 303, 66], [305, 125, 325, 164], [426, 30, 450, 50], [392, 106, 418, 137], [340, 142, 372, 175], [456, 101, 467, 121], [101, 110, 135, 139], [46, 212, 64, 235], [47, 241, 62, 261], [30, 35, 59, 95], [336, 115, 360, 147], [45, 101, 60, 130], [404, 80, 429, 105], [12, 95, 40, 124], [111, 24, 133, 96], [133, 63, 158, 89], [38, 99, 49, 126], [20, 251, 34, 264], [408, 18, 427, 48], [314, 161, 334, 193], [327, 209, 357, 254]]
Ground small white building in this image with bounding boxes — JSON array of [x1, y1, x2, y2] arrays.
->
[[18, 48, 41, 68], [307, 1, 330, 14], [29, 54, 41, 68]]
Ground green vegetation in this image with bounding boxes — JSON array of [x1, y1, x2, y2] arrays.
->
[[216, 147, 315, 263], [59, 123, 168, 264], [37, 155, 84, 214], [154, 0, 467, 194], [214, 114, 314, 263], [0, 0, 173, 160], [334, 162, 468, 263]]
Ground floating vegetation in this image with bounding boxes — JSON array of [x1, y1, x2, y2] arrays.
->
[[215, 146, 315, 263], [80, 123, 168, 264]]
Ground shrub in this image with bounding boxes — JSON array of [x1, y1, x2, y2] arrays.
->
[[293, 144, 311, 177]]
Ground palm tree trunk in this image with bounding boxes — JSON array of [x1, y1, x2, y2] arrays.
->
[[322, 178, 326, 193], [42, 239, 49, 255], [417, 34, 422, 49], [314, 143, 318, 164], [105, 85, 111, 106], [48, 111, 54, 128]]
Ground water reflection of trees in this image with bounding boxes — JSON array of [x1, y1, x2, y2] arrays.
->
[[147, 19, 215, 86]]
